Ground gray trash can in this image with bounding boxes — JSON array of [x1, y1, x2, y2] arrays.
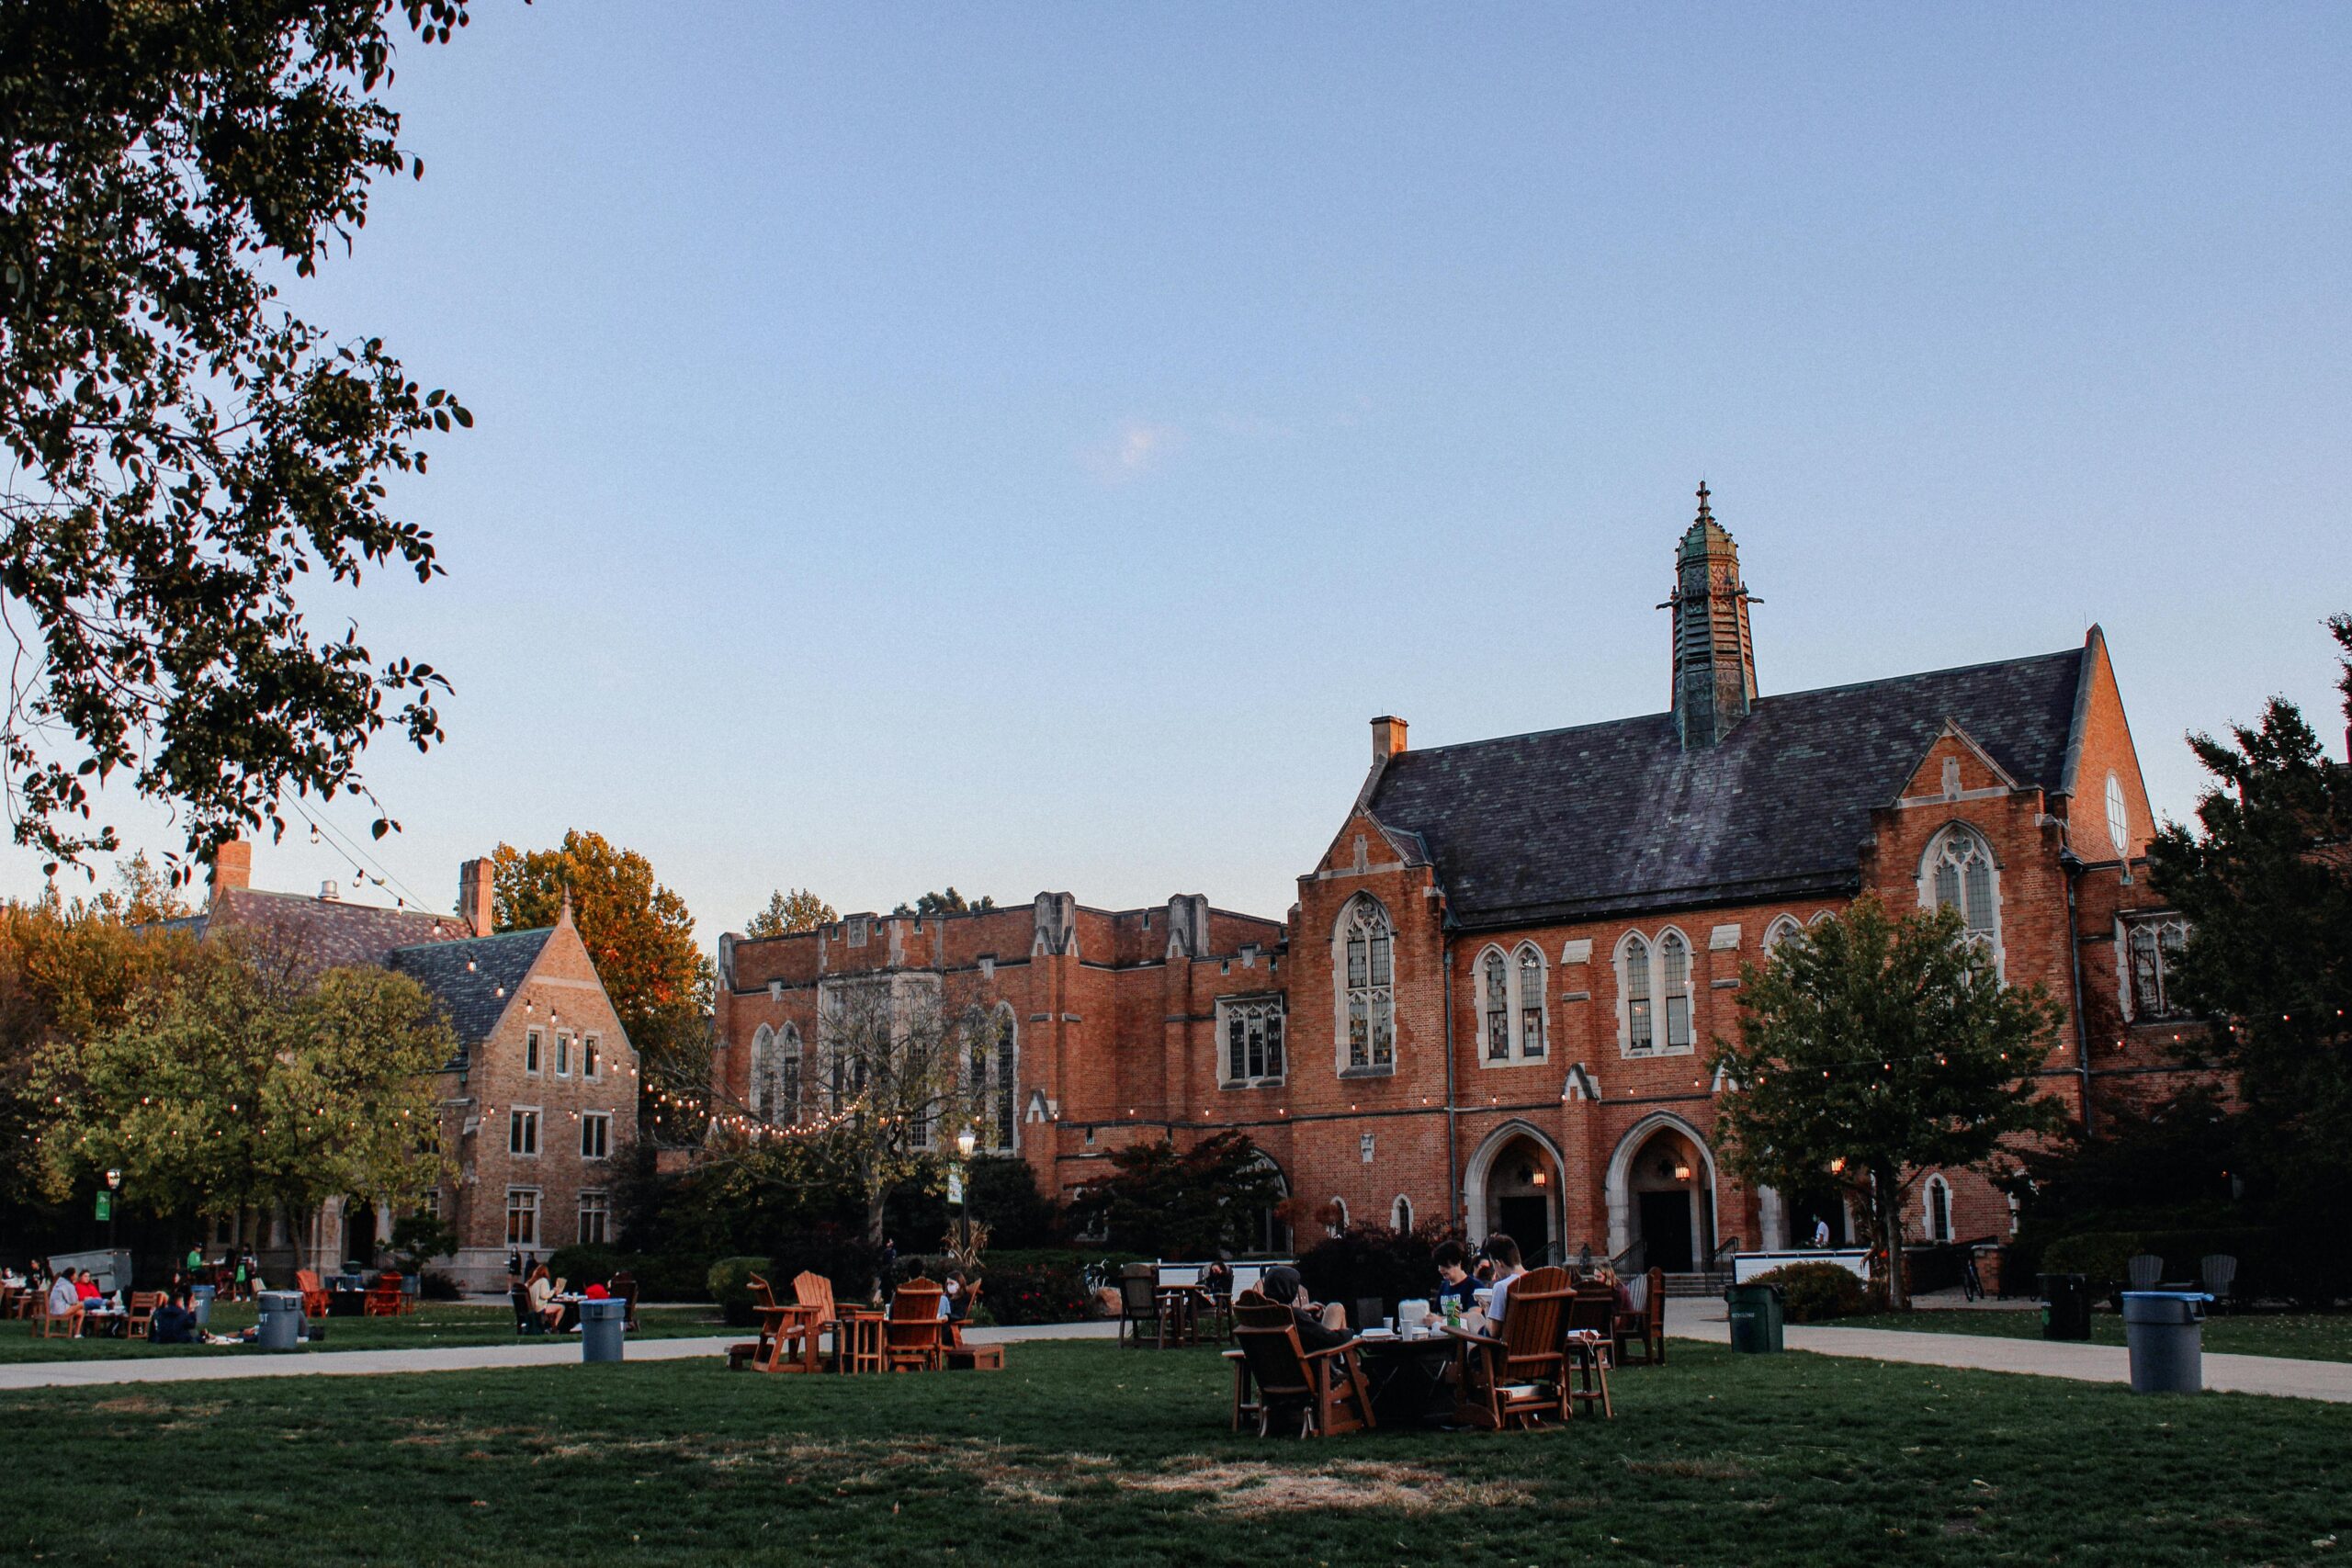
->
[[2120, 1290, 2209, 1393], [189, 1283, 216, 1329], [579, 1296, 626, 1363], [1724, 1283, 1786, 1353], [254, 1289, 304, 1351]]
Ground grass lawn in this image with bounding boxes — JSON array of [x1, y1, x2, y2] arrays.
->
[[0, 1339, 2343, 1566], [0, 1301, 725, 1362], [1836, 1309, 2352, 1363]]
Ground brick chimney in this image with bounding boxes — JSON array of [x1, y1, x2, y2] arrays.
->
[[1372, 715, 1408, 762], [208, 839, 252, 906], [458, 858, 494, 936]]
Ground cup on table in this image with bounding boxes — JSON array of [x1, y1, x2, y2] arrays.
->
[[1383, 1316, 1395, 1334]]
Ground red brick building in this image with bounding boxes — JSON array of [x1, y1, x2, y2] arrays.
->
[[184, 846, 639, 1291], [713, 488, 2198, 1272]]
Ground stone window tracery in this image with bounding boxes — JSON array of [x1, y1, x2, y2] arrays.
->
[[1339, 898, 1395, 1071]]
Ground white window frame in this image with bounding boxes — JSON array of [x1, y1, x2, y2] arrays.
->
[[1216, 994, 1285, 1089], [1617, 929, 1697, 1057], [1334, 896, 1396, 1075], [583, 1033, 602, 1081], [1476, 942, 1549, 1066], [577, 1190, 611, 1247], [1919, 822, 2004, 975], [777, 1023, 803, 1122], [748, 1023, 774, 1120], [508, 1106, 539, 1157], [1659, 927, 1694, 1052], [504, 1187, 541, 1249], [2120, 914, 2190, 1021], [1328, 1197, 1349, 1236], [558, 1029, 576, 1078], [524, 1027, 542, 1077], [2105, 771, 2130, 856], [1922, 1173, 1954, 1244], [1617, 931, 1655, 1055], [1391, 1194, 1414, 1232], [581, 1111, 611, 1161], [1760, 915, 1804, 954]]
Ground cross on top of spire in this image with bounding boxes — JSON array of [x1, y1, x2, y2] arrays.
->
[[1695, 480, 1712, 523]]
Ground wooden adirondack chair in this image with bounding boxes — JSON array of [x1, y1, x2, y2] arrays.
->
[[295, 1269, 333, 1319], [1611, 1267, 1667, 1368], [1116, 1264, 1162, 1348], [759, 1270, 835, 1373], [34, 1284, 81, 1339], [885, 1281, 946, 1372], [126, 1291, 164, 1339], [1230, 1294, 1375, 1438], [364, 1273, 407, 1316], [1453, 1267, 1574, 1429], [612, 1270, 641, 1332]]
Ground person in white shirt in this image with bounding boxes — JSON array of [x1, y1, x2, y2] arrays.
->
[[1812, 1216, 1832, 1248], [1479, 1235, 1526, 1326]]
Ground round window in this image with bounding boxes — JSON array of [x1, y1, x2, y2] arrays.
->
[[2106, 772, 2129, 855]]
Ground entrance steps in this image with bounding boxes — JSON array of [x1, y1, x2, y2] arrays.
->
[[1663, 1270, 1734, 1298]]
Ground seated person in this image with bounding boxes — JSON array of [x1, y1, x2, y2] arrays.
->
[[1198, 1259, 1234, 1299], [940, 1269, 970, 1323], [1423, 1240, 1479, 1325], [1257, 1266, 1352, 1351], [149, 1292, 198, 1345], [526, 1265, 562, 1330], [74, 1269, 101, 1303], [45, 1269, 85, 1335], [1479, 1235, 1526, 1325]]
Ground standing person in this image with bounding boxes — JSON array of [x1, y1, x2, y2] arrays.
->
[[1811, 1215, 1832, 1249], [233, 1249, 252, 1302], [185, 1243, 204, 1279]]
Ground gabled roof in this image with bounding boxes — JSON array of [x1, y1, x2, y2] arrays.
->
[[183, 886, 471, 971], [1365, 645, 2087, 928], [389, 927, 554, 1060]]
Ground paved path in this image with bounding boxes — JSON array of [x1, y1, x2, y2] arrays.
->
[[0, 1320, 1121, 1393], [1668, 1314, 2352, 1403]]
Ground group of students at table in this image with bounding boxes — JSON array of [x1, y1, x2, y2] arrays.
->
[[521, 1263, 619, 1331], [1265, 1233, 1602, 1350], [13, 1266, 204, 1342]]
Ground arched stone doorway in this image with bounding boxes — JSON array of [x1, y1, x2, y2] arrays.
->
[[1605, 1115, 1717, 1274], [1463, 1122, 1565, 1266]]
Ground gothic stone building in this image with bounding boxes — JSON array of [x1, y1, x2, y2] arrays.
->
[[712, 490, 2196, 1273], [183, 846, 640, 1291]]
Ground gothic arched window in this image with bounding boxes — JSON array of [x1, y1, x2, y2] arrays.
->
[[777, 1024, 802, 1122], [1923, 1173, 1954, 1243], [1516, 944, 1547, 1060], [748, 1024, 773, 1120], [1339, 898, 1395, 1071], [1392, 1194, 1414, 1232], [1483, 950, 1510, 1061], [967, 1006, 1019, 1151], [1659, 930, 1693, 1051], [2127, 917, 2188, 1019], [1761, 915, 1804, 954], [1620, 933, 1654, 1055], [1926, 824, 2001, 964]]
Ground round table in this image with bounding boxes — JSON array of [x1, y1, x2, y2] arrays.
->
[[1354, 1333, 1458, 1428]]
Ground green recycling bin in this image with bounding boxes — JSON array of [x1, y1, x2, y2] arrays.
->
[[1724, 1282, 1785, 1353]]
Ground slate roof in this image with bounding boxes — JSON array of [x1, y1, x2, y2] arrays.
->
[[1365, 645, 2089, 929], [389, 927, 553, 1065], [182, 887, 471, 969]]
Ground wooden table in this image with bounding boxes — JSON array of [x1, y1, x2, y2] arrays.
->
[[832, 1309, 884, 1374], [1354, 1333, 1458, 1428]]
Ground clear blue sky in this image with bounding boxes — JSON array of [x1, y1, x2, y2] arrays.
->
[[10, 2, 2349, 943]]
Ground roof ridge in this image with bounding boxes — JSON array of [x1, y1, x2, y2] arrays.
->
[[1387, 645, 2083, 761]]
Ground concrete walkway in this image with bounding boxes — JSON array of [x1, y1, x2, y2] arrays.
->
[[1668, 1311, 2352, 1404], [0, 1320, 1121, 1393]]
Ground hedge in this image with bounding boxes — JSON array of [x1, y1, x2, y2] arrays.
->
[[1747, 1261, 1871, 1323], [707, 1256, 774, 1326], [2037, 1227, 2318, 1301]]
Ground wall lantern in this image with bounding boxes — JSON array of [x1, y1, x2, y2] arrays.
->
[[1672, 1161, 1693, 1182]]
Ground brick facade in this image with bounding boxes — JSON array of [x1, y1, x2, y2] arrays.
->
[[712, 500, 2199, 1271]]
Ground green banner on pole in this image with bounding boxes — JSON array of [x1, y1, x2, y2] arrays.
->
[[94, 1191, 111, 1223]]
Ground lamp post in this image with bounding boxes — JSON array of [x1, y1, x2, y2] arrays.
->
[[104, 1168, 121, 1252], [953, 1126, 978, 1263]]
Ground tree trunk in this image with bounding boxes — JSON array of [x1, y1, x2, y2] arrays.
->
[[1874, 1168, 1909, 1311], [864, 1170, 888, 1303]]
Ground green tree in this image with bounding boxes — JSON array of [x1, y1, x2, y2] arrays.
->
[[35, 941, 452, 1229], [1709, 895, 2065, 1309], [490, 830, 712, 1142], [1070, 1131, 1287, 1258], [2146, 613, 2352, 1245], [0, 2, 491, 873], [745, 889, 834, 939], [892, 889, 996, 917]]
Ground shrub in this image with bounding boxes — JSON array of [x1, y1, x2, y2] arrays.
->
[[633, 1253, 714, 1303], [1296, 1223, 1455, 1318], [2039, 1227, 2316, 1302], [1749, 1261, 1869, 1323], [419, 1269, 462, 1302], [980, 1264, 1091, 1325], [707, 1256, 775, 1326]]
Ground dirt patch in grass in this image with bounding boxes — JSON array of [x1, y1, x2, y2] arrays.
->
[[1125, 1456, 1534, 1516]]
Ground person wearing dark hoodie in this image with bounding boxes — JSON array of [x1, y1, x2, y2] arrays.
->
[[1257, 1266, 1354, 1351]]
